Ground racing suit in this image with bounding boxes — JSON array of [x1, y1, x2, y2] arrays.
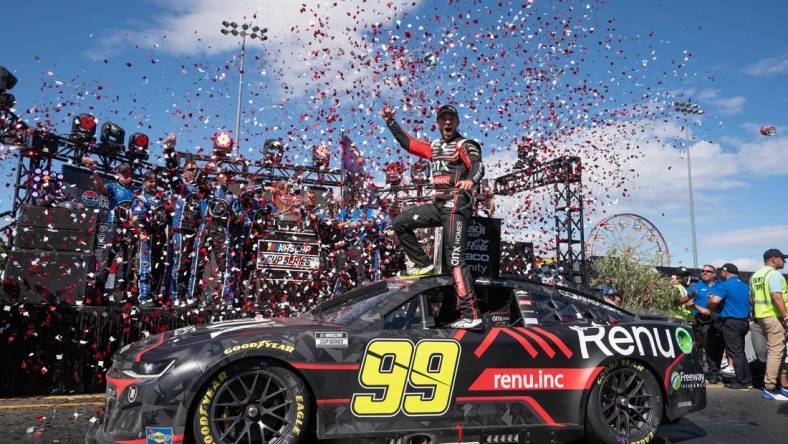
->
[[98, 182, 136, 301], [133, 190, 169, 304], [168, 180, 201, 302], [386, 118, 484, 320], [187, 185, 241, 305]]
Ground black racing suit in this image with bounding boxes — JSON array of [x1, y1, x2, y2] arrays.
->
[[386, 118, 484, 320]]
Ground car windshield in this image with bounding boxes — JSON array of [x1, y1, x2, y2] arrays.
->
[[301, 281, 395, 326]]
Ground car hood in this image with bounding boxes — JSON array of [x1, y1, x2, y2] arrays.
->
[[168, 316, 340, 340], [116, 316, 340, 362]]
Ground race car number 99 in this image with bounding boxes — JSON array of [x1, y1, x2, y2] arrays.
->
[[351, 339, 460, 417]]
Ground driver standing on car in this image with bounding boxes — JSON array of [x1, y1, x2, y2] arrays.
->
[[382, 104, 485, 329]]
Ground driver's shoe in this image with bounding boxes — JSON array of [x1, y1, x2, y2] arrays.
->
[[449, 318, 483, 330], [405, 264, 434, 277]]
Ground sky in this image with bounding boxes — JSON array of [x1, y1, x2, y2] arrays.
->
[[1, 0, 787, 271]]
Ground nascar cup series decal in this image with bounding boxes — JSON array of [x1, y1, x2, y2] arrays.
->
[[352, 338, 461, 417], [314, 331, 349, 349]]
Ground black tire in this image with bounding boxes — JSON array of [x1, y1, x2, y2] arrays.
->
[[585, 360, 664, 444], [193, 360, 312, 444]]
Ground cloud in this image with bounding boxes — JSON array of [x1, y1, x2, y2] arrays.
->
[[697, 88, 745, 116], [704, 225, 788, 248], [710, 258, 763, 273], [97, 0, 423, 94], [745, 51, 788, 77]]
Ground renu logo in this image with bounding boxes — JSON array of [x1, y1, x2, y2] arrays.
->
[[574, 326, 676, 359]]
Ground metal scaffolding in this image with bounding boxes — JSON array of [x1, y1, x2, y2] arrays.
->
[[493, 156, 587, 286]]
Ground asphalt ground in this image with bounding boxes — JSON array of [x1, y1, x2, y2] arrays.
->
[[0, 385, 786, 443]]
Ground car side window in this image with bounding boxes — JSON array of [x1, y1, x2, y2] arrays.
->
[[528, 288, 627, 325], [383, 297, 423, 330]]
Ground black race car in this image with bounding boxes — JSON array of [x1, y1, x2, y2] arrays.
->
[[86, 276, 705, 444]]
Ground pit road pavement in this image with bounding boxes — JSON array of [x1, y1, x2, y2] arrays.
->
[[0, 386, 785, 443]]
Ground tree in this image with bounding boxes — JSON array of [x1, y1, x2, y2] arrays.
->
[[591, 247, 682, 316]]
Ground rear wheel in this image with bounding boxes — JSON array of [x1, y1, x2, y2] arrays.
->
[[193, 360, 312, 444], [585, 360, 663, 444]]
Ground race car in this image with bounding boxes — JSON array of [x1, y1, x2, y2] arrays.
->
[[86, 276, 706, 444]]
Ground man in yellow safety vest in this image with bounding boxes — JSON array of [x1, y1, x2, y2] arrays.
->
[[750, 249, 788, 401]]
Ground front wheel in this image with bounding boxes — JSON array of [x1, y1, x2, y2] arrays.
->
[[585, 360, 663, 444], [193, 360, 312, 444]]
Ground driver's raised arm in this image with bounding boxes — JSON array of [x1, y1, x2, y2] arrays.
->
[[382, 109, 432, 160]]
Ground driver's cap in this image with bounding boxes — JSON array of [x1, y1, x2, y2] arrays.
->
[[437, 104, 459, 120]]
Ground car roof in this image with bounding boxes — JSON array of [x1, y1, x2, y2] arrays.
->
[[306, 275, 632, 326]]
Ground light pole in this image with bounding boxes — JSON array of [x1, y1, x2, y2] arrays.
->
[[220, 21, 268, 155], [673, 101, 704, 269]]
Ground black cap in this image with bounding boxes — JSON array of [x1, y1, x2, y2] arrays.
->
[[720, 263, 738, 274], [763, 248, 788, 261], [437, 104, 459, 119], [115, 164, 132, 175]]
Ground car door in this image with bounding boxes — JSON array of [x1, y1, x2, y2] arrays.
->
[[346, 286, 468, 434]]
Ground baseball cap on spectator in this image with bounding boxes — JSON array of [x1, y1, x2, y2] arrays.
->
[[719, 263, 738, 274], [115, 164, 132, 175], [763, 249, 788, 261]]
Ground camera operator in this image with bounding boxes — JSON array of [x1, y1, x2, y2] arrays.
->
[[187, 165, 242, 306], [82, 158, 136, 301], [133, 170, 170, 306]]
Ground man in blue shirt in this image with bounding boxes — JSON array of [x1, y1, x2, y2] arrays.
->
[[336, 194, 378, 287], [187, 166, 242, 306], [133, 170, 169, 306], [82, 158, 137, 302], [688, 265, 724, 383], [708, 263, 753, 389]]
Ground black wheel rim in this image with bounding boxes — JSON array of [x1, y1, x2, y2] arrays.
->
[[599, 368, 657, 437], [210, 369, 294, 444]]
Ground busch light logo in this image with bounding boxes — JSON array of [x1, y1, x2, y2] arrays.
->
[[467, 221, 486, 237], [81, 190, 99, 207]]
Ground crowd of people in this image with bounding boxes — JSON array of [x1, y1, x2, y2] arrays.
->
[[673, 249, 788, 401], [78, 153, 407, 315]]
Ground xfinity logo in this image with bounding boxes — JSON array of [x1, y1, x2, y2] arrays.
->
[[575, 326, 676, 359]]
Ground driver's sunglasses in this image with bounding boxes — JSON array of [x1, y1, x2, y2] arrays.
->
[[702, 269, 715, 274], [185, 167, 197, 172]]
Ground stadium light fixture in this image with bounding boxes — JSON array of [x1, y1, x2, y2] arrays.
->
[[71, 113, 97, 142], [219, 20, 269, 155]]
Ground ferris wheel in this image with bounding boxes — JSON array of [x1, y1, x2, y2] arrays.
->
[[586, 213, 670, 266]]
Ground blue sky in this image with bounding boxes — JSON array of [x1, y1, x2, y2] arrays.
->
[[1, 0, 787, 271]]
